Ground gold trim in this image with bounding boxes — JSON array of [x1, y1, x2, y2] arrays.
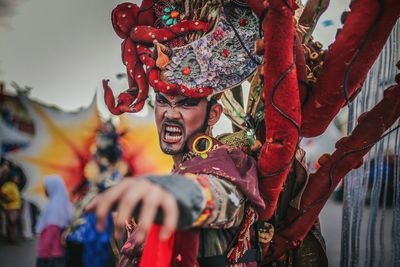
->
[[192, 135, 213, 155]]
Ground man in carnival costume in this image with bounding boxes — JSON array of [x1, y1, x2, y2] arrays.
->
[[88, 0, 328, 266], [88, 0, 400, 266]]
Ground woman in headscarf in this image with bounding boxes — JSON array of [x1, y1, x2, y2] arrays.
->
[[36, 175, 72, 267]]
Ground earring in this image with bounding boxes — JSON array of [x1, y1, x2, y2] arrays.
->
[[192, 135, 213, 159]]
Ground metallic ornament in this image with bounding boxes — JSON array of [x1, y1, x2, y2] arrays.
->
[[162, 6, 261, 95], [192, 135, 213, 159]]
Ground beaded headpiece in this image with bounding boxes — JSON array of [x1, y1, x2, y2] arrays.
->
[[103, 0, 260, 115]]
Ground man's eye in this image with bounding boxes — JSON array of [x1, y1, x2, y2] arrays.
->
[[181, 100, 200, 107], [182, 102, 196, 107], [156, 98, 168, 105]]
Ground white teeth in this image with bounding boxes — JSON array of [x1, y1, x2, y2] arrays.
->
[[166, 126, 182, 133], [164, 125, 183, 142], [165, 132, 182, 140]]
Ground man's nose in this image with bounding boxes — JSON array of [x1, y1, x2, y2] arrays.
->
[[164, 106, 181, 120]]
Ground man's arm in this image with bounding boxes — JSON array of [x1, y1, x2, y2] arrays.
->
[[86, 173, 246, 242], [146, 174, 245, 229]]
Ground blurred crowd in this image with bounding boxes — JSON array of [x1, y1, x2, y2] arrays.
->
[[1, 120, 128, 267], [0, 157, 39, 244]]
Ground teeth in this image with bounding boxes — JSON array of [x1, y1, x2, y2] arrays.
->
[[166, 126, 182, 133], [163, 125, 183, 142], [165, 132, 182, 140]]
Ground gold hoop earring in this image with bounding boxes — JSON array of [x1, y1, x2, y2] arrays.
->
[[192, 135, 213, 159]]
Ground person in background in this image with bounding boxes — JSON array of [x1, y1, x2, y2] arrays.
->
[[36, 175, 72, 267], [0, 157, 10, 239], [65, 121, 128, 267], [0, 170, 22, 243]]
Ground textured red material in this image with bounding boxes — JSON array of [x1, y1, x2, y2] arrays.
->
[[268, 84, 400, 261], [257, 0, 301, 221], [140, 224, 175, 267], [130, 21, 209, 44], [245, 0, 264, 17], [112, 3, 140, 38], [138, 0, 156, 26], [301, 0, 400, 137], [294, 32, 308, 105], [123, 39, 149, 112], [136, 45, 213, 98], [169, 230, 200, 267], [104, 1, 212, 114]]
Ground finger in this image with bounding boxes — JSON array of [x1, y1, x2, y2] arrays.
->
[[95, 180, 132, 231], [135, 185, 163, 243], [159, 192, 178, 240], [114, 186, 147, 240], [85, 195, 100, 212]]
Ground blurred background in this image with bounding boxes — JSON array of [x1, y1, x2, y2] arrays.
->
[[0, 0, 398, 266]]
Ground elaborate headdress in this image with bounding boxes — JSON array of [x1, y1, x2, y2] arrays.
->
[[103, 0, 400, 265], [103, 0, 261, 115]]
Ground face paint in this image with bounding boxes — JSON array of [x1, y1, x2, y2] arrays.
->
[[154, 93, 208, 155]]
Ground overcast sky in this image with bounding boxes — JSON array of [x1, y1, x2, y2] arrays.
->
[[0, 0, 348, 115]]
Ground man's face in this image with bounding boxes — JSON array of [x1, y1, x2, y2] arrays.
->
[[155, 93, 209, 155]]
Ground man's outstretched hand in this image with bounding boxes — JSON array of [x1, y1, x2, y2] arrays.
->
[[85, 177, 179, 242]]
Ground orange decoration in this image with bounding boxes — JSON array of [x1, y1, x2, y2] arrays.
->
[[182, 66, 191, 75], [170, 10, 179, 18]]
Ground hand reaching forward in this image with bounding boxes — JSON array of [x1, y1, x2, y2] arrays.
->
[[85, 177, 179, 242]]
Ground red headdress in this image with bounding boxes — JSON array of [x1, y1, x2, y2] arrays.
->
[[104, 0, 400, 266], [103, 1, 262, 266], [103, 0, 261, 115]]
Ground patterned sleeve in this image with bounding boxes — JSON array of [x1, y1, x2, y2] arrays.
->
[[146, 173, 246, 229]]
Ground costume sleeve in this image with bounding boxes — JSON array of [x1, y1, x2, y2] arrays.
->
[[146, 174, 245, 229]]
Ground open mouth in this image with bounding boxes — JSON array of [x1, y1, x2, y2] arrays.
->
[[162, 124, 183, 143]]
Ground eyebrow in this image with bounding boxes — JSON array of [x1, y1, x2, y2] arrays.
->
[[156, 93, 202, 106], [176, 98, 202, 105], [155, 93, 171, 104]]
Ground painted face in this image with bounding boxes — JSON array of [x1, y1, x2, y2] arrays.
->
[[155, 93, 209, 155]]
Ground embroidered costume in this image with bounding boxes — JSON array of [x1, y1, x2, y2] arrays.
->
[[102, 0, 400, 266], [119, 135, 265, 266]]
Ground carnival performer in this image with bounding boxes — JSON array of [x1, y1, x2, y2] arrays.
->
[[89, 93, 271, 267], [88, 0, 400, 266], [65, 122, 129, 267], [36, 175, 72, 267], [86, 0, 330, 265]]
